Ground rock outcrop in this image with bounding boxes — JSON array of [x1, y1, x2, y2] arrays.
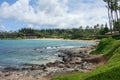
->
[[0, 45, 98, 79]]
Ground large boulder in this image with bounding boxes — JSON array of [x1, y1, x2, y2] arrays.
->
[[62, 56, 70, 62], [70, 57, 82, 64]]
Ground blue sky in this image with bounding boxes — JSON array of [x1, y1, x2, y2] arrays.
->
[[0, 0, 108, 31], [0, 0, 16, 4]]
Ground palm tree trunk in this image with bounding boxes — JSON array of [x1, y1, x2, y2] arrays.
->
[[111, 10, 114, 34], [119, 27, 120, 33], [119, 8, 120, 18], [115, 10, 119, 21], [108, 1, 113, 35]]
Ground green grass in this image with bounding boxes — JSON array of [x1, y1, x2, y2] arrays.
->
[[52, 38, 120, 80]]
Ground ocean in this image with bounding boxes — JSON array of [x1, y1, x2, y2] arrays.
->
[[0, 40, 95, 68]]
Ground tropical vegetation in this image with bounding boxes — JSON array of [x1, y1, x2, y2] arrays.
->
[[0, 24, 111, 39]]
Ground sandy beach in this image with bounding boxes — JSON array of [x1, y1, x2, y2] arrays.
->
[[24, 38, 100, 43]]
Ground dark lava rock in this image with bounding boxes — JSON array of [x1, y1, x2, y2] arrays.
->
[[3, 67, 19, 71]]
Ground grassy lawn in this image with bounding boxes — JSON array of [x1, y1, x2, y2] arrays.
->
[[52, 38, 120, 80]]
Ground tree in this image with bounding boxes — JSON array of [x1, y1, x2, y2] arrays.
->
[[104, 0, 113, 34], [104, 24, 110, 33], [103, 0, 120, 34], [114, 19, 120, 32], [94, 24, 100, 35]]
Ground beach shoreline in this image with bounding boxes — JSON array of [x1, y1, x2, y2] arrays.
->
[[23, 38, 100, 43], [0, 39, 100, 80], [0, 44, 104, 80], [0, 38, 100, 43]]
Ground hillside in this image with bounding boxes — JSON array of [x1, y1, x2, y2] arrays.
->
[[52, 38, 120, 80]]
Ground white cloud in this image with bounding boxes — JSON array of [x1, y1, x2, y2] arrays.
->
[[0, 25, 6, 31], [0, 0, 108, 29], [27, 24, 34, 28]]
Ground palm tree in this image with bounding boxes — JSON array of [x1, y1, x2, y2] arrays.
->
[[114, 0, 119, 20], [103, 0, 120, 34], [112, 0, 120, 33], [104, 0, 113, 34]]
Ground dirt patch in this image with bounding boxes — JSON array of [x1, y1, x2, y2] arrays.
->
[[83, 54, 108, 67]]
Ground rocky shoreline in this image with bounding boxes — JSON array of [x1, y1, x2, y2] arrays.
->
[[0, 44, 99, 80]]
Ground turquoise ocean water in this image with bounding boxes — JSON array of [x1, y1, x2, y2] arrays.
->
[[0, 40, 95, 68]]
